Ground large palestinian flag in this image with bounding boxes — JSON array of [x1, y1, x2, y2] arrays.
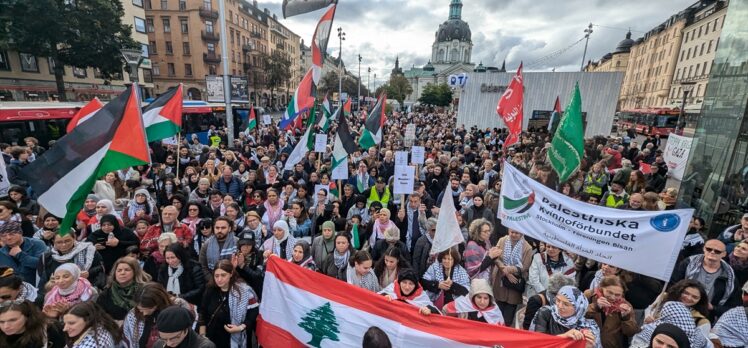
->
[[330, 103, 356, 180], [280, 68, 315, 130], [22, 85, 150, 234], [257, 256, 583, 348], [358, 93, 385, 149], [142, 84, 183, 141], [311, 5, 335, 84]]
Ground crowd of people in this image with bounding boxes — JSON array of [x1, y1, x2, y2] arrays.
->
[[0, 107, 746, 348]]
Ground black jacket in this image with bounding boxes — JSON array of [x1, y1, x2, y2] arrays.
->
[[670, 257, 742, 320], [157, 259, 206, 306]]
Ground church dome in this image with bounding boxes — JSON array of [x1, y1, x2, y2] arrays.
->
[[436, 20, 472, 43], [614, 31, 634, 54]]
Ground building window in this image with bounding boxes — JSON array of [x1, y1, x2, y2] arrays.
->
[[149, 41, 157, 54], [167, 63, 175, 76], [206, 21, 214, 33], [143, 69, 153, 83], [141, 43, 150, 58], [209, 65, 216, 75], [72, 67, 87, 78], [706, 23, 710, 32], [152, 63, 160, 76], [165, 41, 173, 54], [185, 63, 192, 76], [707, 40, 713, 53], [19, 53, 39, 72], [47, 57, 63, 75], [230, 29, 235, 44], [231, 50, 235, 62], [162, 18, 171, 33], [178, 0, 186, 10], [160, 0, 167, 10], [203, 0, 210, 10], [146, 17, 155, 32], [182, 41, 190, 55], [132, 0, 143, 7], [144, 0, 151, 9], [207, 43, 215, 54], [695, 63, 700, 76], [702, 63, 708, 76], [0, 51, 10, 70], [180, 18, 188, 33], [134, 17, 146, 33]]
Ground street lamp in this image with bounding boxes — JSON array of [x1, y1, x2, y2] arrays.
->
[[580, 23, 593, 71], [358, 54, 362, 112], [367, 67, 371, 101], [121, 48, 144, 99], [677, 81, 696, 134], [337, 27, 346, 108]]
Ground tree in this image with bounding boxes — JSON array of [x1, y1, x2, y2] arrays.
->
[[297, 302, 340, 348], [384, 74, 412, 108], [1, 0, 138, 101], [418, 83, 453, 107], [318, 71, 369, 100], [266, 50, 291, 107]]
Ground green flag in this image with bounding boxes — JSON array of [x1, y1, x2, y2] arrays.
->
[[306, 104, 318, 151], [548, 83, 584, 183], [351, 223, 360, 249]]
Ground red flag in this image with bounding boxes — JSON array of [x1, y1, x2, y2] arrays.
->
[[496, 63, 524, 148], [67, 97, 103, 133], [639, 162, 652, 175], [554, 96, 561, 113], [343, 98, 351, 115]]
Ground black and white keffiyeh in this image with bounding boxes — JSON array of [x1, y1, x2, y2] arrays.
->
[[227, 282, 259, 348], [51, 240, 97, 271], [635, 301, 709, 348], [713, 306, 748, 347], [72, 327, 115, 348], [502, 237, 524, 267], [422, 262, 471, 301]]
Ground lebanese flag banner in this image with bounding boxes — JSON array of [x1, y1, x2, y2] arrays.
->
[[496, 62, 524, 148], [257, 256, 582, 348]]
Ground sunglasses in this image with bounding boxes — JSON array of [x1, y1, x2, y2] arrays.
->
[[704, 247, 725, 254]]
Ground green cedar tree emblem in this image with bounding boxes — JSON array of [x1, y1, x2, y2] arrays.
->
[[298, 302, 340, 347]]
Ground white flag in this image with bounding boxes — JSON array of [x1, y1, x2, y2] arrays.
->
[[430, 185, 464, 255], [0, 160, 8, 197], [283, 128, 311, 171]]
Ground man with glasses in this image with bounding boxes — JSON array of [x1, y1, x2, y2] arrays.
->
[[0, 221, 45, 284], [671, 239, 742, 320], [155, 305, 215, 348]]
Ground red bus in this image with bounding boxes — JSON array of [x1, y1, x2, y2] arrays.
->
[[617, 108, 681, 136]]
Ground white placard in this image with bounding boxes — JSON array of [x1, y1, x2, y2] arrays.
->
[[405, 123, 416, 141], [314, 134, 328, 153], [331, 158, 349, 180], [0, 160, 10, 197], [262, 114, 272, 125], [393, 165, 415, 195], [395, 151, 409, 166], [411, 146, 425, 165], [662, 133, 693, 181], [499, 163, 694, 281]]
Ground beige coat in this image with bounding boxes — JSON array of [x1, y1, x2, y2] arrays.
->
[[490, 236, 534, 305]]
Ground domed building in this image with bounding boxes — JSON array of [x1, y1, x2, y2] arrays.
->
[[583, 31, 632, 73], [403, 0, 476, 105]]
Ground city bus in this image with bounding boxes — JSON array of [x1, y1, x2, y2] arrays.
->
[[617, 108, 681, 136]]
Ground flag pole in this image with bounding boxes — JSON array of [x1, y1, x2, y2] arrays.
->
[[175, 131, 181, 179], [337, 179, 342, 200]]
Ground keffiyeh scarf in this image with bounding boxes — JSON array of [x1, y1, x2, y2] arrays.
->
[[346, 266, 381, 292], [51, 241, 97, 271], [227, 282, 258, 348], [685, 254, 735, 306], [588, 269, 604, 291], [448, 295, 504, 325], [333, 249, 350, 270], [502, 238, 524, 267], [422, 263, 471, 301], [548, 286, 601, 348], [713, 306, 748, 347], [205, 234, 237, 271], [636, 301, 708, 348]]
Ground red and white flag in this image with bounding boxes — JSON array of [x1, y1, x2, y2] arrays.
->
[[311, 5, 335, 85], [257, 256, 582, 348], [496, 63, 524, 148], [67, 97, 103, 133]]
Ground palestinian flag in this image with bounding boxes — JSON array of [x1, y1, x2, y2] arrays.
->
[[343, 98, 351, 115], [318, 95, 332, 132], [142, 84, 183, 141], [284, 124, 313, 171], [22, 85, 150, 234], [247, 106, 257, 131], [280, 68, 315, 130], [257, 256, 581, 348], [548, 96, 562, 134], [305, 104, 318, 151], [311, 5, 335, 84], [351, 223, 361, 249], [331, 103, 356, 180], [359, 93, 385, 149], [282, 0, 335, 18], [67, 97, 103, 133]]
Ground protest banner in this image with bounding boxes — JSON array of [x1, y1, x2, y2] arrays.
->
[[499, 163, 693, 281], [395, 151, 409, 166], [257, 256, 583, 348], [393, 165, 415, 195], [411, 146, 425, 165], [663, 133, 694, 180]]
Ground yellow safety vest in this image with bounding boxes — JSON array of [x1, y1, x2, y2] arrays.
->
[[367, 187, 391, 208], [209, 135, 221, 148], [584, 173, 605, 196], [605, 194, 626, 208]]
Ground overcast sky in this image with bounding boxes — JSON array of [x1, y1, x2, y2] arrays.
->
[[257, 0, 697, 86]]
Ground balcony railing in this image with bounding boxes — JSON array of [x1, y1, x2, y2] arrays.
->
[[201, 30, 220, 41], [243, 62, 252, 71], [276, 42, 284, 50], [199, 8, 219, 19], [203, 52, 221, 63], [242, 44, 252, 52], [250, 31, 262, 39]]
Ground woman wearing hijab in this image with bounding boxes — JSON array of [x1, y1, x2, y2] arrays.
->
[[261, 220, 296, 261], [42, 264, 97, 319], [157, 244, 205, 306], [530, 285, 602, 348], [523, 273, 576, 330], [75, 195, 99, 231], [122, 189, 157, 228], [584, 276, 638, 348], [87, 214, 139, 273], [422, 247, 470, 309], [289, 240, 317, 271], [37, 230, 105, 291], [83, 199, 123, 241], [379, 268, 438, 316], [443, 278, 505, 325], [631, 301, 711, 348], [97, 256, 152, 322], [320, 233, 353, 278], [199, 260, 259, 348], [311, 221, 336, 266], [369, 208, 398, 248]]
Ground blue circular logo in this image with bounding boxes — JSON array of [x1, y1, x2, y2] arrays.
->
[[650, 214, 681, 232]]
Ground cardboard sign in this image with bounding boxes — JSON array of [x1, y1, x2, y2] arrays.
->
[[411, 146, 425, 165], [395, 151, 409, 166], [314, 134, 328, 153], [393, 165, 415, 195]]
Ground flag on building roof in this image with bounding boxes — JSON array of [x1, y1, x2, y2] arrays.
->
[[430, 184, 464, 255], [256, 256, 582, 348], [22, 84, 150, 234], [282, 0, 335, 18], [331, 103, 356, 180], [66, 97, 103, 133], [318, 95, 333, 132], [548, 82, 585, 183], [359, 93, 385, 150], [548, 96, 561, 133], [496, 63, 524, 148], [311, 5, 335, 84], [280, 68, 315, 130], [142, 84, 183, 141]]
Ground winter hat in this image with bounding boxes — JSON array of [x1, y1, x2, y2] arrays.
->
[[86, 194, 100, 202], [397, 268, 419, 285], [469, 278, 494, 302], [649, 323, 691, 348], [321, 221, 335, 232], [156, 305, 195, 333], [0, 221, 21, 235]]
